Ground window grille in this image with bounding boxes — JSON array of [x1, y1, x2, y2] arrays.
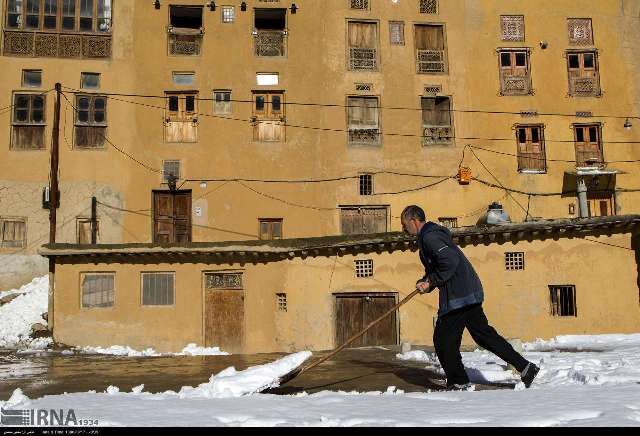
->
[[350, 0, 369, 10], [359, 174, 373, 195], [142, 272, 175, 306], [500, 15, 524, 41], [355, 259, 374, 278], [415, 25, 446, 74], [276, 293, 287, 312], [205, 272, 243, 289], [355, 83, 372, 92], [420, 0, 438, 14], [568, 19, 593, 45], [505, 252, 525, 270], [424, 85, 442, 96], [163, 160, 181, 183], [81, 273, 114, 308], [549, 285, 577, 317], [348, 21, 378, 71], [389, 21, 405, 45], [438, 217, 458, 229], [1, 219, 26, 248], [347, 96, 381, 146], [222, 6, 235, 23]]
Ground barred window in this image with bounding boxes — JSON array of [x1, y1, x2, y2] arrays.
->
[[276, 293, 287, 312], [350, 0, 369, 10], [500, 15, 524, 41], [221, 6, 235, 23], [359, 174, 373, 195], [568, 18, 593, 45], [205, 272, 243, 289], [420, 0, 438, 14], [162, 160, 181, 184], [1, 219, 26, 248], [549, 285, 577, 317], [142, 272, 175, 306], [505, 252, 524, 270], [389, 21, 404, 45], [355, 259, 374, 277], [81, 273, 114, 308]]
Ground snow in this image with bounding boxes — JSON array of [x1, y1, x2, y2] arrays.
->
[[3, 334, 640, 426], [0, 276, 49, 349], [75, 343, 230, 357]]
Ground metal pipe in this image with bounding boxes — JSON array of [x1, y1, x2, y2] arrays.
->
[[577, 177, 589, 218]]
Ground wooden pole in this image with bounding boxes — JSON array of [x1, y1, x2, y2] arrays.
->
[[48, 82, 61, 332], [91, 196, 97, 244]]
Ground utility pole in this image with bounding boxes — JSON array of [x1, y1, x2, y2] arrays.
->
[[91, 196, 97, 244], [48, 82, 61, 332]]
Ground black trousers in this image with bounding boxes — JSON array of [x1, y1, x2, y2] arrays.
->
[[433, 303, 529, 386]]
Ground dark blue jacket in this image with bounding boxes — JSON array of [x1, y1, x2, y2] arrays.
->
[[417, 222, 484, 316]]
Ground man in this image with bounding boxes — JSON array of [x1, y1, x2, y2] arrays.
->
[[401, 205, 539, 391]]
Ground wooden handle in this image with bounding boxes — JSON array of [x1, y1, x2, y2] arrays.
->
[[297, 289, 422, 376]]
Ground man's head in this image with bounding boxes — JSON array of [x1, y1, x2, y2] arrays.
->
[[401, 205, 426, 235]]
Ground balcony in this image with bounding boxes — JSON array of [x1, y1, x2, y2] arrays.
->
[[2, 30, 111, 58], [168, 27, 203, 56], [254, 30, 286, 57]]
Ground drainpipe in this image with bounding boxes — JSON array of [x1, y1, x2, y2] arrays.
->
[[577, 177, 589, 218]]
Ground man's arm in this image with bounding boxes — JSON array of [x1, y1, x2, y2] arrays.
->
[[424, 232, 460, 287]]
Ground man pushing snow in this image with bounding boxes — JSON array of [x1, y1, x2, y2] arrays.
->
[[401, 205, 540, 391]]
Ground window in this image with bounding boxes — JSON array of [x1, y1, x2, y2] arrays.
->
[[438, 217, 458, 228], [74, 94, 107, 148], [254, 9, 286, 57], [340, 206, 387, 235], [141, 272, 175, 306], [214, 90, 232, 114], [505, 252, 524, 270], [22, 70, 42, 88], [549, 285, 577, 317], [259, 218, 282, 240], [350, 0, 369, 10], [347, 96, 380, 145], [6, 0, 112, 32], [359, 174, 373, 195], [162, 160, 181, 184], [567, 50, 600, 97], [355, 259, 374, 278], [222, 6, 234, 23], [257, 73, 279, 86], [11, 93, 46, 150], [587, 190, 615, 217], [1, 218, 26, 248], [276, 293, 287, 312], [389, 21, 404, 45], [80, 72, 100, 89], [81, 273, 113, 308], [516, 125, 546, 172], [77, 218, 98, 244], [421, 96, 452, 145], [172, 72, 195, 86], [348, 21, 378, 71], [253, 91, 285, 142], [573, 124, 602, 167], [164, 92, 198, 143], [168, 6, 203, 56], [419, 0, 438, 14], [498, 49, 531, 95], [415, 24, 447, 74], [500, 15, 524, 41], [205, 272, 243, 289], [567, 18, 593, 45]]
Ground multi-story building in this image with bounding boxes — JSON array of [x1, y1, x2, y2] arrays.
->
[[2, 1, 639, 352]]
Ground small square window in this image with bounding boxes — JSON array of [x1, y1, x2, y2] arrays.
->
[[359, 174, 373, 195], [420, 0, 438, 14], [500, 15, 524, 41], [549, 285, 577, 317], [568, 18, 593, 45], [22, 70, 42, 88], [214, 90, 232, 114], [163, 160, 181, 183], [259, 219, 283, 240], [1, 219, 26, 248], [389, 21, 405, 45], [257, 73, 279, 86], [355, 259, 374, 278], [276, 293, 287, 312], [80, 73, 100, 90], [505, 252, 525, 270], [141, 272, 175, 306], [222, 6, 235, 23], [172, 72, 195, 86], [81, 273, 115, 308]]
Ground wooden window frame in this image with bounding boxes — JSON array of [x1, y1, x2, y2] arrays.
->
[[22, 69, 42, 88], [566, 49, 601, 97], [11, 92, 46, 150], [587, 189, 615, 217], [346, 95, 381, 146], [0, 217, 27, 249], [421, 95, 453, 145], [573, 123, 603, 168], [347, 19, 379, 72], [414, 23, 448, 75], [140, 272, 176, 307], [359, 173, 373, 195], [498, 48, 532, 96], [389, 21, 404, 46], [259, 218, 283, 240], [76, 217, 99, 244], [213, 90, 232, 115], [355, 259, 374, 278], [549, 285, 577, 317], [73, 93, 107, 149], [79, 271, 114, 308], [164, 91, 198, 143], [515, 124, 546, 173], [252, 90, 285, 143], [505, 252, 525, 270], [339, 205, 389, 235], [80, 72, 100, 89], [4, 0, 113, 33]]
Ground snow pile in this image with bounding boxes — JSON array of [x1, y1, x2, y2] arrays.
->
[[76, 343, 230, 357], [177, 343, 230, 356], [395, 350, 438, 364], [178, 351, 312, 398], [523, 333, 640, 352], [0, 276, 50, 349]]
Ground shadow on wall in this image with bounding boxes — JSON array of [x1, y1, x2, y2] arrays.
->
[[633, 230, 640, 305], [0, 254, 48, 291]]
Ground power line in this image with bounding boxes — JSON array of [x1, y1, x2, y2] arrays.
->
[[468, 144, 640, 164], [59, 86, 640, 120]]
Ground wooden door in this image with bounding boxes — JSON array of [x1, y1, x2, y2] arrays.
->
[[204, 273, 244, 353], [574, 125, 602, 167], [335, 294, 398, 347], [340, 207, 388, 235], [166, 93, 197, 143], [153, 191, 192, 244]]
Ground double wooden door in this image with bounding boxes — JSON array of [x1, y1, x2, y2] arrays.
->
[[153, 190, 192, 244], [335, 293, 398, 347]]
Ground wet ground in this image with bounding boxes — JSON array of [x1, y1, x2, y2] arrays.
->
[[0, 346, 514, 400]]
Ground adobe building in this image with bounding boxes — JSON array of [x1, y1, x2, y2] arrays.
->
[[1, 1, 640, 350]]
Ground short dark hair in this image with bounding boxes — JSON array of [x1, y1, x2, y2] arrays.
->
[[401, 205, 426, 222]]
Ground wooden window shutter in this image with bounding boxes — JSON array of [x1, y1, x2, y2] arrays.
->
[[415, 25, 444, 50], [1, 220, 26, 247], [348, 21, 377, 71]]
